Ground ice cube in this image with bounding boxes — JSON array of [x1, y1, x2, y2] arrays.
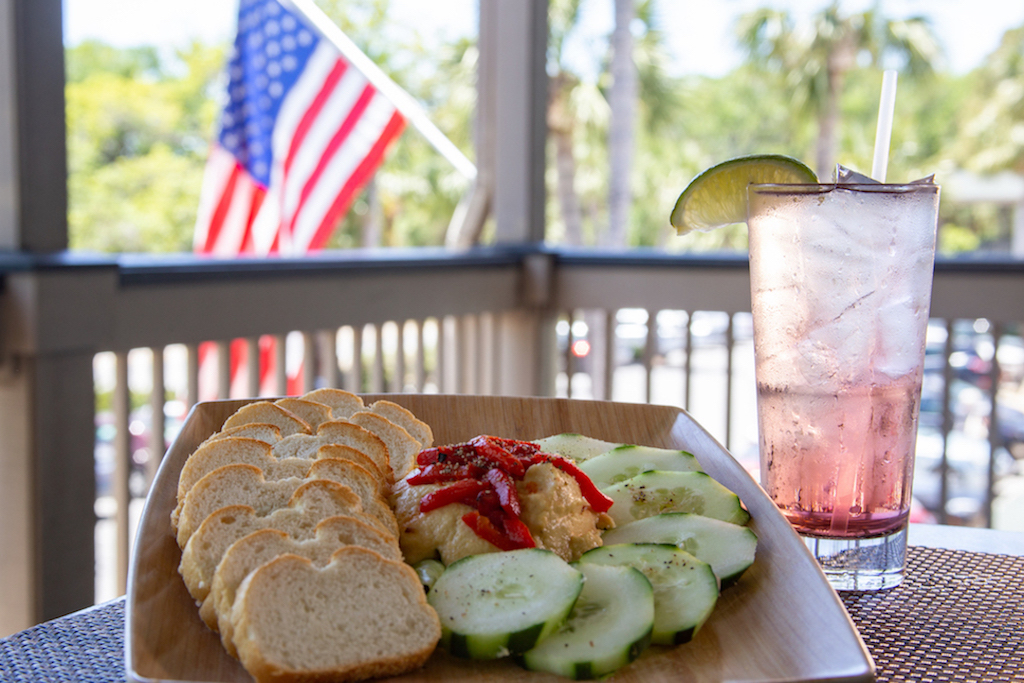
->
[[872, 295, 928, 380]]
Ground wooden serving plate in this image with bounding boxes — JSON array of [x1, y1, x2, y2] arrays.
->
[[126, 394, 874, 683]]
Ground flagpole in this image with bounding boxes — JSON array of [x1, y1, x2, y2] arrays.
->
[[281, 0, 477, 181]]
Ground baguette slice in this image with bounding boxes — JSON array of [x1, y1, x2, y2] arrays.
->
[[202, 423, 282, 446], [175, 438, 275, 519], [222, 401, 311, 437], [176, 464, 363, 547], [208, 516, 403, 652], [302, 388, 365, 419], [308, 459, 398, 537], [316, 444, 386, 483], [316, 421, 392, 483], [366, 400, 434, 449], [275, 397, 333, 430], [231, 548, 440, 683], [178, 480, 374, 603], [174, 442, 376, 526], [347, 411, 421, 481]]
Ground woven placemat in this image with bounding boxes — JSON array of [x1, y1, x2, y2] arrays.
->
[[841, 546, 1024, 683], [0, 598, 126, 683]]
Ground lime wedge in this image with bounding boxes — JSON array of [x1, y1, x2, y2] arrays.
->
[[670, 155, 817, 235]]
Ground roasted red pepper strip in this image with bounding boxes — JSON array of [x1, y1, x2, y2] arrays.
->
[[419, 479, 490, 513], [500, 513, 536, 548], [547, 456, 614, 513], [461, 511, 529, 551], [470, 435, 527, 477], [405, 461, 482, 486], [485, 468, 522, 517]]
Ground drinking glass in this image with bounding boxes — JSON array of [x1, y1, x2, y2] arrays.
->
[[747, 181, 940, 590]]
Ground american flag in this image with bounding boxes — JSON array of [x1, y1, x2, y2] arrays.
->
[[194, 0, 406, 256], [193, 0, 408, 399]]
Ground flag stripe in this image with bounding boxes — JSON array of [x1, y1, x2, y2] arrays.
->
[[288, 83, 376, 240], [282, 58, 347, 180], [291, 94, 397, 250], [280, 67, 369, 230], [201, 160, 242, 253], [308, 111, 406, 251]]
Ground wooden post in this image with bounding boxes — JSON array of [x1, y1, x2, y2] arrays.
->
[[479, 0, 553, 396]]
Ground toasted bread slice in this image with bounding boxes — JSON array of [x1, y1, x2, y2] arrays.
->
[[274, 397, 333, 430], [208, 516, 402, 653], [366, 400, 434, 448], [231, 548, 440, 683], [302, 388, 365, 419], [347, 412, 421, 481], [202, 423, 282, 446], [222, 401, 311, 437], [178, 480, 376, 603]]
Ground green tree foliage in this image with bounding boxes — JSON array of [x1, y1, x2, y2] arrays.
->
[[66, 40, 222, 252], [65, 3, 1024, 257]]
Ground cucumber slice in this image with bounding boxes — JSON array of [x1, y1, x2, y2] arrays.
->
[[519, 563, 653, 679], [427, 548, 584, 659], [532, 433, 621, 462], [601, 513, 758, 588], [578, 544, 719, 645], [579, 444, 703, 489], [603, 471, 751, 527], [413, 559, 446, 590]]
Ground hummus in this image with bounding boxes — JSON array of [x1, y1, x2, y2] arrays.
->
[[393, 462, 612, 565]]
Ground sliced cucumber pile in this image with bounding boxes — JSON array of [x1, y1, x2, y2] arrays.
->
[[519, 563, 654, 680], [531, 433, 621, 462], [578, 444, 703, 489], [578, 543, 718, 645], [427, 548, 584, 659], [603, 470, 751, 527], [601, 513, 757, 587]]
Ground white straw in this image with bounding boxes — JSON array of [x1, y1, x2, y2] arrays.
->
[[871, 70, 898, 182]]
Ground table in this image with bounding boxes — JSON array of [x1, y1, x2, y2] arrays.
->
[[2, 525, 1022, 683]]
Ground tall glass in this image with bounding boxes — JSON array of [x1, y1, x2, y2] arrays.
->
[[747, 182, 939, 590]]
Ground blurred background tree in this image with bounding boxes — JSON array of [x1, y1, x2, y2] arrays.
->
[[64, 0, 1024, 256]]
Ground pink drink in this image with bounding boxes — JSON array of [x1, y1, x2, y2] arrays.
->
[[748, 181, 939, 590], [757, 376, 919, 538]]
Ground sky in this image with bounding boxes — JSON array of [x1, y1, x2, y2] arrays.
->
[[63, 0, 1024, 77]]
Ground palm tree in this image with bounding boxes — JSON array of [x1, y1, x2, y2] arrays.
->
[[737, 2, 941, 179]]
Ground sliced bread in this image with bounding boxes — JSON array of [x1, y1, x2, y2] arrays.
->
[[315, 444, 386, 483], [230, 548, 440, 683], [366, 400, 434, 449], [202, 423, 282, 446], [222, 401, 311, 437], [315, 421, 392, 483], [274, 397, 333, 430], [302, 388, 365, 419], [207, 516, 403, 653], [347, 411, 421, 481], [178, 480, 372, 604], [174, 438, 276, 527], [175, 464, 365, 547], [307, 459, 397, 537]]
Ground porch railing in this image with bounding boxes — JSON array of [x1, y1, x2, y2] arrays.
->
[[4, 246, 1024, 627]]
